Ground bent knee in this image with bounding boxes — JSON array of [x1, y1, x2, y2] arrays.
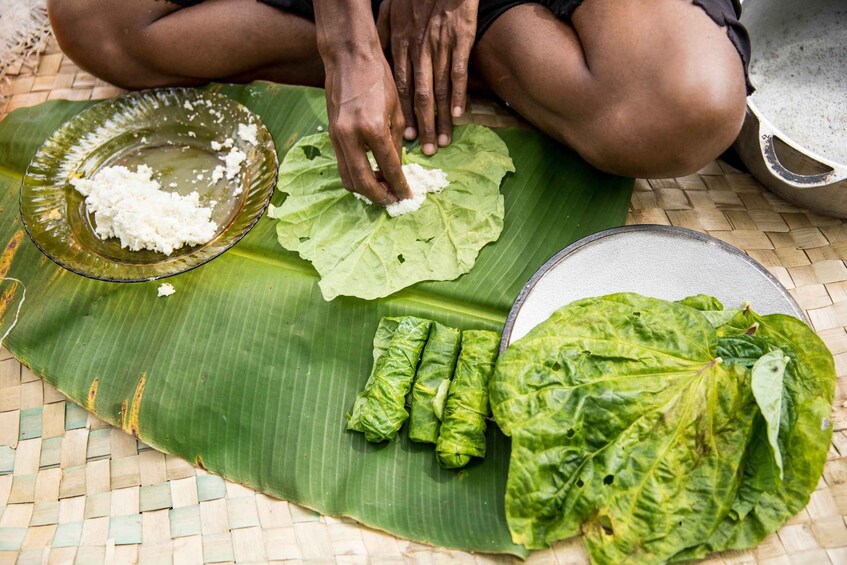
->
[[47, 0, 88, 36], [48, 0, 176, 89], [48, 0, 109, 68], [567, 0, 749, 177], [579, 64, 747, 178]]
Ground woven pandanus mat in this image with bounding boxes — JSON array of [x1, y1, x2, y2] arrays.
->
[[1, 38, 846, 565]]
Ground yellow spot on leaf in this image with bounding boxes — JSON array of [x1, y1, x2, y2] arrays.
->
[[87, 379, 99, 412], [122, 374, 146, 438], [0, 274, 25, 329], [284, 133, 298, 151], [0, 231, 24, 280], [0, 284, 18, 323]]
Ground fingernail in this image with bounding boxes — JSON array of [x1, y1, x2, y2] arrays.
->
[[422, 143, 436, 155], [438, 134, 449, 147], [452, 106, 463, 118], [404, 127, 416, 140]]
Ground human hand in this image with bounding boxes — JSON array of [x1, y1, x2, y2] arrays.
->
[[316, 0, 411, 204], [323, 49, 411, 204], [378, 0, 478, 155]]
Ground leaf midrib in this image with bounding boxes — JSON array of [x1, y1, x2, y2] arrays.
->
[[0, 164, 22, 179], [500, 365, 705, 431], [227, 245, 508, 324], [514, 365, 709, 549]]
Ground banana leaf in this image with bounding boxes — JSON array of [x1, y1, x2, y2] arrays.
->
[[0, 83, 632, 555]]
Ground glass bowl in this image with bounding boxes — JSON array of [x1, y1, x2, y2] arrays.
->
[[20, 88, 278, 282]]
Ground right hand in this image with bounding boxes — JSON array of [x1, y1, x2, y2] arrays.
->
[[323, 46, 412, 205]]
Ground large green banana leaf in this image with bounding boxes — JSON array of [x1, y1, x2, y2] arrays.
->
[[0, 83, 632, 555]]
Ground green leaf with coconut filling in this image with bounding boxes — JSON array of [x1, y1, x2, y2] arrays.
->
[[435, 330, 500, 469], [347, 316, 431, 443], [409, 322, 462, 444], [268, 125, 514, 301]]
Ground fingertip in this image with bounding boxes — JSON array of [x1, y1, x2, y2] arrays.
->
[[422, 143, 436, 156], [404, 127, 416, 140], [378, 186, 399, 205], [437, 134, 450, 147], [452, 106, 464, 118]]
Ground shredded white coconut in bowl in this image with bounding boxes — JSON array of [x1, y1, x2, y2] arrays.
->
[[210, 165, 226, 184], [237, 123, 259, 146], [70, 165, 219, 256], [207, 135, 249, 195], [211, 138, 234, 151], [221, 147, 246, 181]]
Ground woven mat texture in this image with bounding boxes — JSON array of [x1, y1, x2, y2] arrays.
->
[[1, 39, 847, 565]]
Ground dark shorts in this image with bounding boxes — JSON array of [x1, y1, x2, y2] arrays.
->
[[168, 0, 753, 93]]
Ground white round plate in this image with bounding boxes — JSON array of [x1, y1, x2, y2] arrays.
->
[[502, 225, 805, 350]]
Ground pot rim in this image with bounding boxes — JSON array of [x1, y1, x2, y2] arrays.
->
[[738, 0, 846, 170]]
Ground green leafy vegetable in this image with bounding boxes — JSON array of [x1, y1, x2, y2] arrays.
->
[[491, 294, 756, 561], [702, 308, 744, 328], [751, 350, 789, 479], [347, 317, 431, 442], [717, 333, 770, 366], [679, 311, 835, 559], [675, 294, 725, 311], [432, 380, 450, 421], [436, 330, 499, 469], [490, 293, 835, 564], [675, 294, 741, 327], [268, 125, 514, 301], [371, 317, 403, 361], [409, 323, 462, 444]]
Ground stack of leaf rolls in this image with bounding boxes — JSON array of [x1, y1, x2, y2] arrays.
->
[[347, 317, 499, 469]]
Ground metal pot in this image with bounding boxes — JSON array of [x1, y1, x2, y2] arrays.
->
[[734, 0, 847, 217]]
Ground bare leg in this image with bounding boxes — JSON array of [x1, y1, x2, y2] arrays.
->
[[49, 0, 745, 178], [48, 0, 324, 89], [473, 1, 748, 178]]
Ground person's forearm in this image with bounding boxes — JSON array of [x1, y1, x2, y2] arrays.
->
[[313, 0, 381, 65]]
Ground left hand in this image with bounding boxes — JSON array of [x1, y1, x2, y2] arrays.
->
[[378, 0, 479, 156]]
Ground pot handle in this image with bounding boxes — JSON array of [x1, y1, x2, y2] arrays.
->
[[758, 120, 847, 187]]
